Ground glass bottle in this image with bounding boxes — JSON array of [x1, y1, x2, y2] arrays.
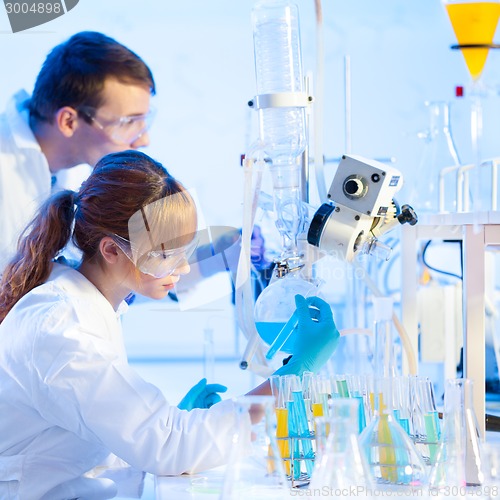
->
[[413, 101, 461, 214], [220, 395, 289, 499]]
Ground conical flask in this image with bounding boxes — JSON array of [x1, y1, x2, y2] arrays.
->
[[428, 378, 483, 492], [358, 378, 429, 487], [310, 398, 373, 492], [413, 101, 461, 214], [220, 395, 289, 499]]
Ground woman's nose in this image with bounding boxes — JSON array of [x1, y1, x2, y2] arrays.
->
[[173, 262, 191, 276]]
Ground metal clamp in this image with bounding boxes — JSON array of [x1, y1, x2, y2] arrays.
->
[[274, 257, 305, 278], [248, 92, 313, 110]]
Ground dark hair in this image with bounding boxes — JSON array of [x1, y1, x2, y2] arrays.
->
[[29, 31, 155, 124], [0, 151, 197, 322]]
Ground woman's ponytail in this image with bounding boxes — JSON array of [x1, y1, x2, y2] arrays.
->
[[0, 190, 77, 323]]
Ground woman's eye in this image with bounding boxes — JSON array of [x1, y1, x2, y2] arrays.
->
[[118, 117, 137, 128]]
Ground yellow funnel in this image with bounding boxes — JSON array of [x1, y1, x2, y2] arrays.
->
[[445, 1, 500, 80]]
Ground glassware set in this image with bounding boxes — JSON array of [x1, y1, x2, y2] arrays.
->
[[417, 0, 500, 216], [221, 373, 494, 498]]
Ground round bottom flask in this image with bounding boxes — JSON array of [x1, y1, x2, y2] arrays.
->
[[254, 271, 322, 353]]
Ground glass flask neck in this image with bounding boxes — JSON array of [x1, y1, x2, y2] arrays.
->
[[427, 101, 452, 136]]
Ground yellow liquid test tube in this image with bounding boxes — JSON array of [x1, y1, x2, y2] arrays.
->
[[369, 392, 375, 415], [378, 413, 398, 484], [371, 392, 397, 482], [275, 407, 291, 476], [311, 402, 324, 418], [445, 2, 500, 80], [312, 402, 328, 439]]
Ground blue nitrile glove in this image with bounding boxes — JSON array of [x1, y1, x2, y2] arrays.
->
[[273, 295, 340, 376], [177, 378, 228, 410], [197, 228, 241, 277], [197, 226, 270, 277]]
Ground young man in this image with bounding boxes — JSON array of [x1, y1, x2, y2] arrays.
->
[[0, 31, 156, 272]]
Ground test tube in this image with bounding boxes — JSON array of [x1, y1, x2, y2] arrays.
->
[[346, 374, 367, 432], [393, 376, 411, 435], [311, 376, 330, 418], [336, 376, 350, 398], [284, 375, 302, 479], [265, 304, 320, 360], [272, 375, 290, 476], [301, 371, 314, 427], [265, 310, 298, 360], [289, 376, 315, 478], [419, 377, 441, 464]]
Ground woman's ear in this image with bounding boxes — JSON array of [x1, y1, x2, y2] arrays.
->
[[100, 237, 121, 265]]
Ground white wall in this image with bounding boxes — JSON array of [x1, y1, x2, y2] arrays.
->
[[2, 0, 500, 227]]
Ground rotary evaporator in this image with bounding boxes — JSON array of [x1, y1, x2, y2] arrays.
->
[[235, 0, 418, 376]]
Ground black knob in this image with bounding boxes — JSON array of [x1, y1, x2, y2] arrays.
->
[[397, 204, 418, 226]]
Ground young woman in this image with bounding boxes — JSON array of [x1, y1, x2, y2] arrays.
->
[[0, 150, 339, 499]]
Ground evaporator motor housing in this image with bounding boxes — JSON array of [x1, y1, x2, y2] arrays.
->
[[307, 154, 404, 261]]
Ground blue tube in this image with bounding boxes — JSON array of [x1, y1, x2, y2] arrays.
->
[[265, 310, 298, 360], [287, 400, 301, 479], [291, 391, 315, 478]]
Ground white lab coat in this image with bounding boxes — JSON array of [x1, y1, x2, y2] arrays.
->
[[0, 91, 91, 274], [0, 90, 52, 273], [0, 264, 249, 499]]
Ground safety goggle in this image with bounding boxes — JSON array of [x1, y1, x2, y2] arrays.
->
[[113, 233, 198, 279], [78, 106, 156, 146]]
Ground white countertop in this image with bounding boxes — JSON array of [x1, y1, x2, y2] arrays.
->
[[155, 466, 228, 499], [155, 431, 500, 499]]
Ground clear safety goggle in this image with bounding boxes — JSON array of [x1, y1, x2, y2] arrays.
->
[[113, 233, 198, 278], [78, 106, 156, 145], [113, 196, 199, 278]]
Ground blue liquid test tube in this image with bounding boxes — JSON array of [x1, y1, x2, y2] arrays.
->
[[265, 311, 299, 360], [292, 390, 315, 477], [265, 304, 321, 360]]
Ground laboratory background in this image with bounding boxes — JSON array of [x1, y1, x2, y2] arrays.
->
[[2, 0, 500, 498]]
